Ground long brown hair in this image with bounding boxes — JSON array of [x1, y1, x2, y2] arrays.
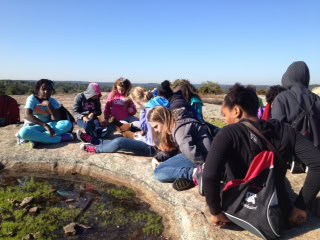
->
[[111, 77, 132, 98], [171, 79, 201, 102], [148, 106, 177, 151]]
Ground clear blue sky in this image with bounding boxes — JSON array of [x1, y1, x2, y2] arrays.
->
[[1, 0, 319, 85]]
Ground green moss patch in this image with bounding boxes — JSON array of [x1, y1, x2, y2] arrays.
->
[[0, 175, 164, 239]]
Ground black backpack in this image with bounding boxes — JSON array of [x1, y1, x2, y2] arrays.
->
[[58, 105, 75, 133], [222, 122, 284, 239], [289, 92, 319, 148], [0, 95, 20, 126], [173, 117, 219, 140]]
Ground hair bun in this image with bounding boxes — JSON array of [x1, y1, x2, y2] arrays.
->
[[161, 80, 171, 90], [157, 80, 173, 99]]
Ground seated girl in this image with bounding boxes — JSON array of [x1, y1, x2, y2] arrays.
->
[[74, 83, 114, 145], [16, 79, 73, 147], [103, 77, 138, 123], [80, 87, 170, 156], [202, 83, 320, 229], [147, 106, 213, 192], [172, 79, 205, 123]]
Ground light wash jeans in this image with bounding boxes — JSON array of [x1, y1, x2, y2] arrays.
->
[[124, 115, 139, 123], [18, 120, 72, 144], [154, 153, 196, 182], [77, 119, 116, 139], [96, 137, 155, 156]]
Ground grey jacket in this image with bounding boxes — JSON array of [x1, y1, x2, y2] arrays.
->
[[173, 108, 213, 164], [271, 61, 320, 146], [73, 84, 102, 121]]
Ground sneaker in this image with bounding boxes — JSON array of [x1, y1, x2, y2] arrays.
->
[[16, 137, 27, 145], [172, 178, 195, 191], [60, 133, 74, 142], [28, 141, 38, 149], [80, 143, 97, 154], [109, 117, 123, 127], [193, 163, 205, 196], [76, 130, 93, 143]]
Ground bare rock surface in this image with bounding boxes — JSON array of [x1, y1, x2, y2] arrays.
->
[[0, 94, 319, 239]]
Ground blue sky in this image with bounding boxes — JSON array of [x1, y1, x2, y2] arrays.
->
[[0, 0, 319, 85]]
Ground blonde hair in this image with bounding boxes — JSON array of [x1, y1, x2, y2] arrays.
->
[[131, 86, 153, 104], [148, 106, 177, 151]]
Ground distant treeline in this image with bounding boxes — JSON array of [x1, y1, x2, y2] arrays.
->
[[0, 80, 225, 95], [0, 80, 152, 95], [2, 79, 317, 96]]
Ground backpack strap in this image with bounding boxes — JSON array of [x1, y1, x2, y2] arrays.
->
[[173, 118, 198, 139], [286, 91, 316, 129], [173, 117, 216, 139], [287, 91, 316, 113], [242, 121, 278, 154]]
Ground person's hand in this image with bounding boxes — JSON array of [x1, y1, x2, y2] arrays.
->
[[208, 213, 230, 227], [83, 116, 90, 123], [43, 123, 55, 137], [288, 207, 307, 227], [88, 113, 95, 119], [122, 131, 135, 139], [119, 123, 131, 132], [41, 100, 50, 107], [151, 158, 160, 170]]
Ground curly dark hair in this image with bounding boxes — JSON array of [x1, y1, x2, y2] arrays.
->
[[224, 83, 259, 116], [34, 79, 55, 95], [266, 85, 286, 104]]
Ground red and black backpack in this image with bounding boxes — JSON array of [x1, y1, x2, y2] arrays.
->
[[0, 95, 20, 126], [222, 122, 285, 239]]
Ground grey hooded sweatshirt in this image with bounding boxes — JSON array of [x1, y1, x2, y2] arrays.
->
[[271, 61, 320, 147], [73, 83, 102, 121], [173, 108, 213, 164]]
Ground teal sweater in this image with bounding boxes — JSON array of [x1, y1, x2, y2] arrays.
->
[[190, 97, 204, 123]]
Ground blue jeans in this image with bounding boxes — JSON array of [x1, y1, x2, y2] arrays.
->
[[124, 115, 139, 123], [77, 119, 116, 139], [154, 153, 196, 182], [77, 119, 101, 130], [96, 137, 155, 156], [18, 120, 73, 144]]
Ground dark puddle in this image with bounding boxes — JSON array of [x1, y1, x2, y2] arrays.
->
[[0, 171, 166, 240]]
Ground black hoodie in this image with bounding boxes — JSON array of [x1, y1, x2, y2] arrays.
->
[[271, 61, 320, 147]]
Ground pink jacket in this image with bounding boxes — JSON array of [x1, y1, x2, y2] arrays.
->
[[104, 92, 137, 120]]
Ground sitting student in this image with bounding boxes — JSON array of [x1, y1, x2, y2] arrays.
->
[[272, 61, 320, 173], [202, 83, 320, 230], [157, 80, 194, 113], [74, 83, 113, 145], [147, 106, 213, 192], [80, 87, 170, 156], [103, 77, 138, 123], [172, 79, 205, 123], [272, 61, 320, 148], [258, 85, 285, 120], [158, 80, 219, 137], [16, 79, 73, 147]]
